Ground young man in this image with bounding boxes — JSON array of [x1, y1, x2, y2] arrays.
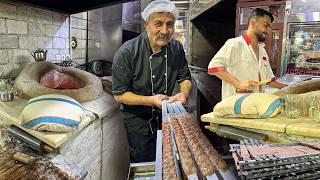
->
[[208, 8, 286, 99], [112, 0, 192, 162]]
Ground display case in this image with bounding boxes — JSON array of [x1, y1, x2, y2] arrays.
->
[[281, 0, 320, 76], [285, 23, 320, 76]]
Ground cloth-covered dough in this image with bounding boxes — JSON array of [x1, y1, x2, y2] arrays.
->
[[273, 79, 320, 116], [20, 94, 85, 132], [213, 93, 283, 119], [14, 62, 103, 102]]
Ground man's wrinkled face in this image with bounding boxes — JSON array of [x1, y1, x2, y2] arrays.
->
[[144, 12, 175, 48], [252, 15, 271, 42]]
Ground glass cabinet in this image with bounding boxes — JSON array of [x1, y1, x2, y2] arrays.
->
[[285, 23, 320, 76]]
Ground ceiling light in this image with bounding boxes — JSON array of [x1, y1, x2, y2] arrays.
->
[[171, 1, 189, 4]]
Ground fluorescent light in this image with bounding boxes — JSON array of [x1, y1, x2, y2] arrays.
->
[[171, 1, 189, 4]]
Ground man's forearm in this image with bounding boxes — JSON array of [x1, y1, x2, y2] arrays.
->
[[179, 80, 192, 97], [114, 91, 153, 106], [268, 81, 287, 89], [213, 70, 240, 88]]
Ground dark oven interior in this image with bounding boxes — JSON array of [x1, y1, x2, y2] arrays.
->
[[189, 0, 237, 116], [188, 0, 237, 154]]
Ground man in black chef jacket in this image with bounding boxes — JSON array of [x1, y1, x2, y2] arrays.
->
[[112, 0, 192, 163]]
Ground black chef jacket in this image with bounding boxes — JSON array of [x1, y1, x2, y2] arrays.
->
[[112, 31, 191, 162]]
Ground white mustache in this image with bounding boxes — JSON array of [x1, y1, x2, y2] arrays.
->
[[155, 33, 170, 41]]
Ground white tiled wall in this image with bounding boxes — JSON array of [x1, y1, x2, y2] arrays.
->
[[70, 9, 103, 64]]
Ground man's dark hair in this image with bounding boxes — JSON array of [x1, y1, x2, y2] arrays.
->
[[248, 8, 274, 23]]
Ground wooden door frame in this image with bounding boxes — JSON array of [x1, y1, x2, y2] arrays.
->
[[235, 0, 286, 76]]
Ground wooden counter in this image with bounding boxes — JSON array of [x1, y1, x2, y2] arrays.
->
[[202, 113, 320, 139]]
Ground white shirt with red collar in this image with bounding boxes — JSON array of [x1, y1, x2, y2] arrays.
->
[[208, 33, 275, 99]]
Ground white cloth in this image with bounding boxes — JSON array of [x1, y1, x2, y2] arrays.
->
[[208, 33, 275, 99], [141, 0, 178, 21], [20, 94, 85, 132]]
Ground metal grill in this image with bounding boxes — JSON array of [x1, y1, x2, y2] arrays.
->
[[230, 139, 320, 179]]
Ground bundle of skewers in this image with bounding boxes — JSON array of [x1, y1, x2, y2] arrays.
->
[[156, 101, 235, 180]]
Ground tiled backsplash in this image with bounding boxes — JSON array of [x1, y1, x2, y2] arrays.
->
[[71, 10, 104, 65]]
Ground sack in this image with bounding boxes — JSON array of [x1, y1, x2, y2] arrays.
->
[[20, 94, 85, 132], [213, 93, 283, 119]]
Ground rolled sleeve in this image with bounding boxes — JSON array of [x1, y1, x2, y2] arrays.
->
[[112, 48, 132, 96], [176, 45, 191, 84], [208, 39, 234, 74]]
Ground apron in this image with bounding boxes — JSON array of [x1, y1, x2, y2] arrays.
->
[[124, 48, 168, 163], [122, 109, 161, 163]]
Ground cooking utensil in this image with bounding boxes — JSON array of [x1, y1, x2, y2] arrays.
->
[[31, 48, 47, 61], [13, 152, 35, 164], [236, 77, 276, 93], [128, 162, 155, 179], [257, 77, 276, 86], [7, 125, 56, 153], [0, 90, 15, 102], [0, 79, 16, 102]]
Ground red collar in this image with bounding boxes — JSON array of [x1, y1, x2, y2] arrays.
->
[[242, 32, 251, 45]]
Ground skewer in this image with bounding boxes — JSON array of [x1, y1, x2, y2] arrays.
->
[[256, 77, 276, 86], [162, 100, 168, 121]]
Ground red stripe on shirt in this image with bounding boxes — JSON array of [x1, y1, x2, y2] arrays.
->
[[242, 32, 251, 45], [208, 66, 226, 73]]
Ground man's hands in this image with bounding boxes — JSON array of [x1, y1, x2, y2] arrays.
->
[[167, 93, 188, 106], [212, 71, 258, 93], [235, 80, 257, 93], [150, 93, 189, 108], [114, 91, 189, 109], [150, 94, 169, 108]]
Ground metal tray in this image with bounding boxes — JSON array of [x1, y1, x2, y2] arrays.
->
[[127, 162, 155, 180]]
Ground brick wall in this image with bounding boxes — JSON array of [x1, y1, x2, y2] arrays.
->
[[0, 1, 107, 78], [0, 1, 127, 78], [0, 1, 70, 78]]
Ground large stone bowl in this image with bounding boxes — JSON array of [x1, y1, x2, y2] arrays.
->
[[14, 62, 103, 102]]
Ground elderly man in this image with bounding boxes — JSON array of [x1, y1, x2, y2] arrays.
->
[[208, 8, 286, 99], [112, 0, 192, 162]]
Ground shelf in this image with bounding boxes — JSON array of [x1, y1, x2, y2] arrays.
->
[[298, 50, 320, 53], [289, 62, 320, 64], [297, 51, 320, 58], [290, 37, 320, 40]]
